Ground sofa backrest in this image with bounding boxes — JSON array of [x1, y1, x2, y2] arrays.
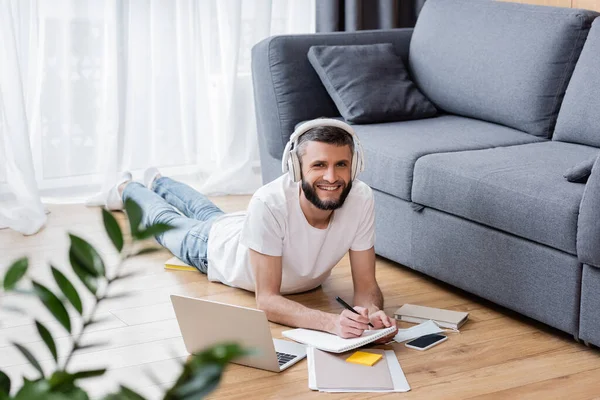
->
[[553, 19, 600, 148], [409, 0, 597, 138], [252, 29, 414, 159]]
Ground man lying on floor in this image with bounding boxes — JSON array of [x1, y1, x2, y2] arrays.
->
[[107, 118, 398, 341]]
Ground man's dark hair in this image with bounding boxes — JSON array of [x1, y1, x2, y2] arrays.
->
[[295, 125, 354, 163]]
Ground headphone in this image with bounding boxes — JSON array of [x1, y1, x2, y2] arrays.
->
[[281, 118, 365, 183]]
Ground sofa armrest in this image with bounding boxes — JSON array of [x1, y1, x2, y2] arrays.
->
[[251, 28, 414, 160], [577, 154, 600, 268]]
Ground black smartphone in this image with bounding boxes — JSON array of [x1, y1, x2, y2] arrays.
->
[[404, 333, 448, 351]]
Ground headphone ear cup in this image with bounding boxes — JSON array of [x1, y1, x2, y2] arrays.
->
[[351, 152, 358, 181], [289, 151, 302, 182]]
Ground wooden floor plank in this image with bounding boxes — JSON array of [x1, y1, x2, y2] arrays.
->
[[469, 367, 600, 400], [391, 347, 598, 399], [0, 311, 126, 348], [1, 200, 599, 399], [3, 337, 187, 390], [0, 319, 183, 368], [79, 356, 186, 399]]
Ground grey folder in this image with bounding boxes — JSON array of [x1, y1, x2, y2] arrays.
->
[[313, 349, 394, 390]]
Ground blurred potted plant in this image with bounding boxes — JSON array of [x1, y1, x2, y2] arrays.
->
[[0, 199, 245, 400]]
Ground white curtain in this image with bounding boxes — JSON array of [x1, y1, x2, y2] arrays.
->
[[0, 0, 315, 234]]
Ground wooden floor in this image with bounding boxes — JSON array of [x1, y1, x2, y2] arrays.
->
[[1, 197, 600, 399]]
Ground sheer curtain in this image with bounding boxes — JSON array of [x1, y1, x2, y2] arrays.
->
[[0, 0, 315, 234]]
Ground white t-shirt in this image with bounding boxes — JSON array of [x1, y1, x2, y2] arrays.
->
[[206, 174, 375, 294]]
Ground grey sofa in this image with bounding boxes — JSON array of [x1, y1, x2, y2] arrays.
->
[[251, 0, 600, 347]]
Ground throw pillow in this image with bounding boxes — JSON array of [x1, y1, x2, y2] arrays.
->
[[564, 155, 598, 183], [307, 43, 438, 124]]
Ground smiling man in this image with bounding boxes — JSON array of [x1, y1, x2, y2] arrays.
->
[[109, 118, 397, 339]]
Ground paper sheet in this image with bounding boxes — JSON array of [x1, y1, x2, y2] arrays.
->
[[307, 347, 411, 393], [393, 320, 444, 343]]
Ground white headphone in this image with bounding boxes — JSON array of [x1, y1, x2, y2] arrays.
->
[[281, 118, 365, 183]]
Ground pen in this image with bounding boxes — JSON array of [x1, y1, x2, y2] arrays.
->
[[335, 296, 374, 328]]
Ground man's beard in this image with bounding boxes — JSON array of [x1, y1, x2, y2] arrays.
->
[[301, 179, 352, 211]]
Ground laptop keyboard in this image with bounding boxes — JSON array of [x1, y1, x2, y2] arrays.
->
[[276, 351, 296, 366]]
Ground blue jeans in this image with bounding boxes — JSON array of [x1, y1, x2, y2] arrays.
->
[[122, 177, 224, 273]]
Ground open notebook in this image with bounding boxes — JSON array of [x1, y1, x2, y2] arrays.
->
[[282, 326, 396, 353]]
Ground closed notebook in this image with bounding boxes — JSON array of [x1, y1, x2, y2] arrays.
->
[[164, 257, 197, 272], [282, 326, 396, 353], [394, 304, 469, 329], [313, 349, 393, 390]]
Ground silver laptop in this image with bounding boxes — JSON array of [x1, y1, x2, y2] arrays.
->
[[170, 295, 306, 372]]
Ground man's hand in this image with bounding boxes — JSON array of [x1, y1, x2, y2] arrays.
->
[[333, 306, 370, 338], [369, 310, 398, 343], [369, 310, 395, 329]]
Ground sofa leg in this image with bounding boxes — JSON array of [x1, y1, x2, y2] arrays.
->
[[573, 334, 581, 343], [584, 341, 591, 347]]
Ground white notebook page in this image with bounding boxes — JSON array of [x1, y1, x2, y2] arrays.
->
[[282, 326, 396, 353]]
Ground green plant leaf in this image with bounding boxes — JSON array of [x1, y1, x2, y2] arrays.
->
[[120, 385, 146, 400], [63, 387, 89, 400], [12, 343, 44, 378], [14, 377, 89, 400], [68, 236, 100, 295], [124, 198, 143, 236], [164, 343, 246, 400], [102, 209, 124, 253], [75, 342, 109, 352], [48, 369, 104, 396], [12, 379, 49, 400], [192, 343, 248, 365], [31, 281, 71, 333], [70, 256, 98, 295], [69, 234, 105, 277], [51, 266, 83, 315], [48, 370, 73, 390], [171, 364, 222, 400], [3, 257, 28, 291], [35, 321, 58, 363], [71, 368, 106, 381], [0, 370, 10, 396], [103, 385, 145, 400], [133, 223, 173, 241]]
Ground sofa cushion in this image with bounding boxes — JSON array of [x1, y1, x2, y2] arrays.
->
[[412, 142, 600, 255], [252, 28, 415, 160], [554, 19, 600, 148], [354, 115, 544, 201], [409, 0, 597, 138], [307, 43, 437, 124], [564, 155, 598, 183]]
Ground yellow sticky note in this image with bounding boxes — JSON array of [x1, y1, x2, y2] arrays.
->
[[345, 351, 383, 366]]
